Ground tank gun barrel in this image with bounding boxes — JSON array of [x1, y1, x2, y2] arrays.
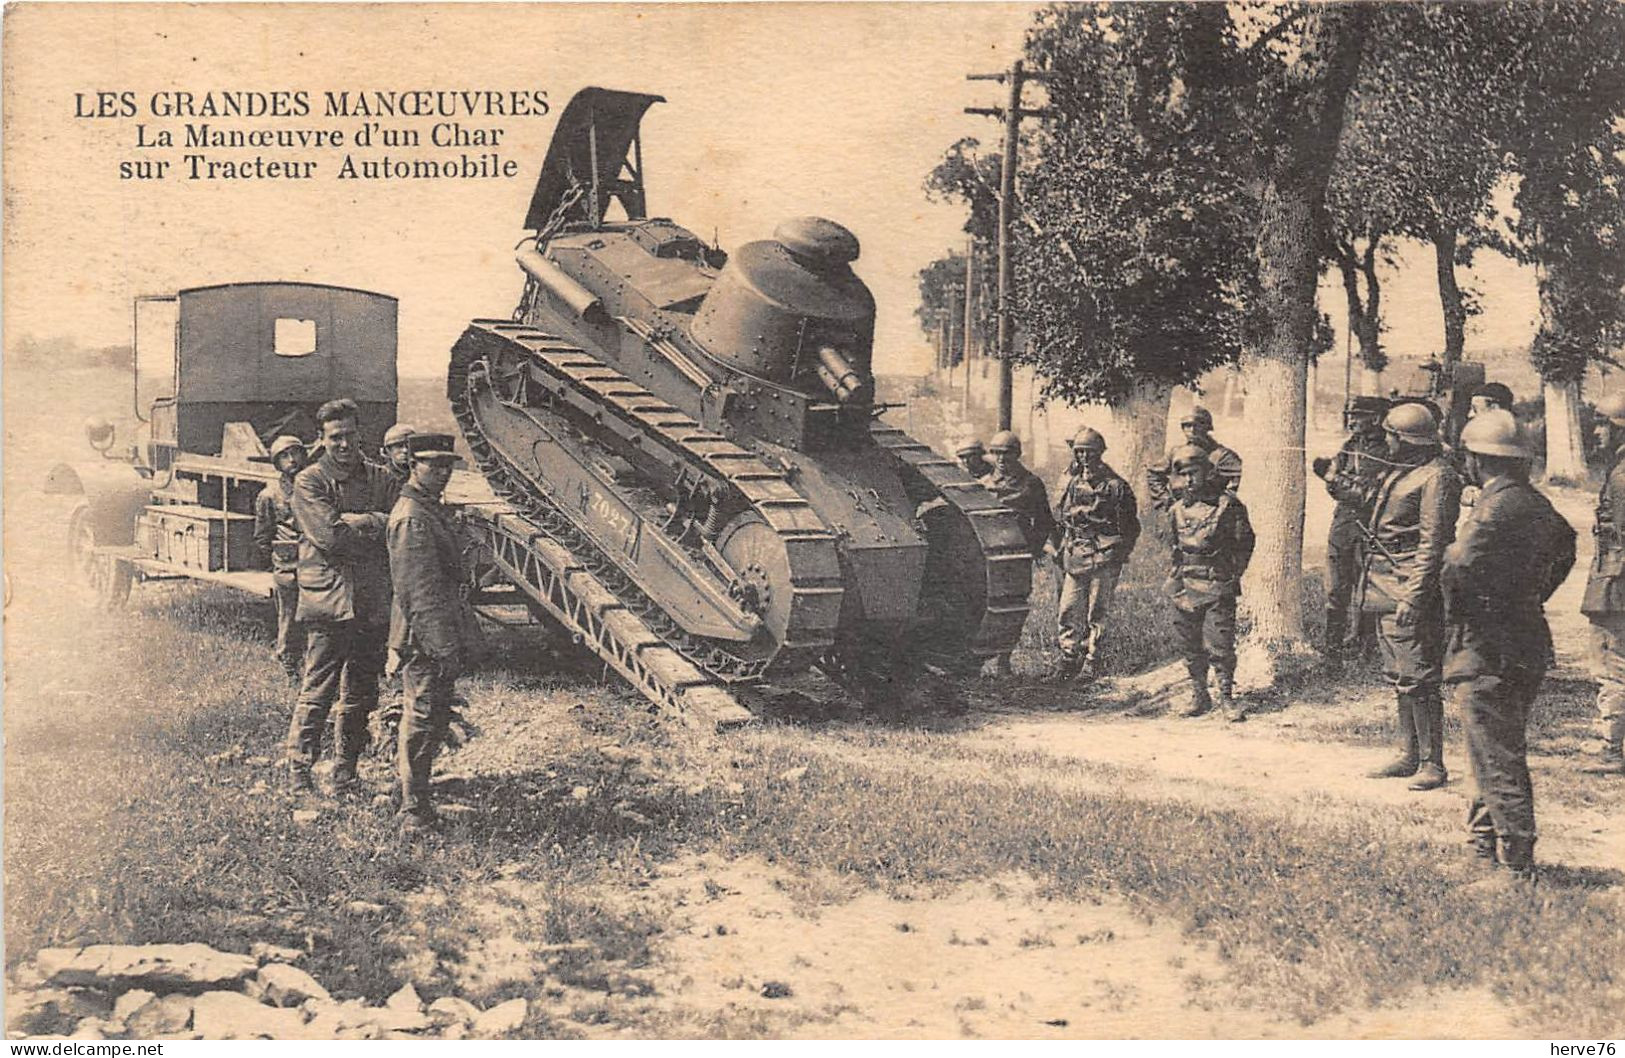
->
[[517, 242, 605, 323], [815, 346, 868, 404]]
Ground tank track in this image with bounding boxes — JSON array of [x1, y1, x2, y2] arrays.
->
[[449, 319, 845, 683], [868, 426, 1034, 655]]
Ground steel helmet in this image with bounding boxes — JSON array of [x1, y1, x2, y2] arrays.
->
[[1458, 410, 1529, 459], [1170, 444, 1211, 470], [1596, 393, 1625, 426], [954, 435, 985, 458], [383, 423, 417, 448], [1180, 406, 1214, 430], [988, 430, 1022, 455], [1383, 402, 1438, 445], [1070, 427, 1107, 452]]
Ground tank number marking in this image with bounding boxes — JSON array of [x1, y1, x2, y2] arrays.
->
[[579, 481, 639, 556]]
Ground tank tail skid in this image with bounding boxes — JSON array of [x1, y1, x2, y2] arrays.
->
[[458, 493, 753, 730]]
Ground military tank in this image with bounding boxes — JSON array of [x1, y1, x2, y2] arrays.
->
[[449, 87, 1032, 694]]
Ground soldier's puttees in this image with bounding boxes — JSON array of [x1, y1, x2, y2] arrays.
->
[[1359, 402, 1462, 792], [1147, 405, 1242, 512], [1165, 445, 1255, 722], [387, 433, 481, 834], [1443, 411, 1575, 881], [252, 435, 310, 682], [1050, 427, 1140, 684], [1313, 396, 1391, 665], [1582, 393, 1625, 777], [982, 430, 1055, 678], [286, 398, 399, 797]]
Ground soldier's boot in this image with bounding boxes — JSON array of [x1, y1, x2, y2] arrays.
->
[[1217, 670, 1245, 723], [1407, 692, 1449, 791], [1052, 654, 1084, 682], [1322, 606, 1348, 664], [1077, 656, 1100, 685], [1580, 715, 1625, 776], [286, 763, 316, 795], [330, 708, 372, 795], [1179, 663, 1213, 718], [1498, 835, 1538, 884], [1368, 696, 1420, 778], [1470, 830, 1499, 864]]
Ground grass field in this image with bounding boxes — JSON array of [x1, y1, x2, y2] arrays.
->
[[5, 363, 1623, 1039]]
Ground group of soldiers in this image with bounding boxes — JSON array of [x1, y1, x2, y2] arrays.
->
[[251, 402, 479, 833], [956, 381, 1623, 880]]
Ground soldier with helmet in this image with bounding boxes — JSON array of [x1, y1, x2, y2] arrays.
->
[[1166, 445, 1255, 720], [1360, 401, 1463, 791], [252, 435, 310, 680], [1313, 395, 1391, 661], [1148, 405, 1242, 512], [984, 429, 1055, 676], [954, 435, 990, 482], [1050, 427, 1141, 682], [1580, 392, 1625, 777], [1442, 411, 1575, 879]]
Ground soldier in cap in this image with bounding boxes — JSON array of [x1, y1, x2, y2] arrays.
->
[[984, 430, 1055, 677], [253, 435, 309, 680], [1443, 411, 1575, 879], [1147, 405, 1242, 511], [1313, 396, 1391, 660], [287, 399, 399, 796], [1051, 427, 1140, 681], [1166, 445, 1255, 720], [954, 435, 990, 482], [380, 423, 416, 507], [1580, 392, 1625, 777], [388, 432, 483, 832], [1360, 401, 1462, 791], [1469, 382, 1515, 420]]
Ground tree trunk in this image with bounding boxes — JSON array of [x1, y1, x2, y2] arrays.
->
[[1543, 379, 1588, 483], [1361, 365, 1384, 396], [1432, 223, 1466, 374], [1110, 380, 1172, 508], [1357, 237, 1386, 372], [1239, 3, 1369, 683]]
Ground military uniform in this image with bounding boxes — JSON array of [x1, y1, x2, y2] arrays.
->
[[1361, 447, 1462, 784], [253, 475, 305, 678], [1148, 437, 1242, 511], [286, 451, 397, 785], [1443, 475, 1575, 867], [1052, 460, 1139, 675], [388, 474, 481, 820], [1168, 480, 1254, 712], [1580, 437, 1625, 774], [986, 462, 1055, 557], [1320, 429, 1389, 655]]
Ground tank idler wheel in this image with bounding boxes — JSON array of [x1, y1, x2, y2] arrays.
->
[[66, 502, 131, 610]]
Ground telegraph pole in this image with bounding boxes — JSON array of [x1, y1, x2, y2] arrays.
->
[[968, 60, 1048, 432]]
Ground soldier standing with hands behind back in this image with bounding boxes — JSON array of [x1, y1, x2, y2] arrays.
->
[[253, 435, 309, 681], [388, 433, 483, 832], [1166, 446, 1254, 721], [1442, 412, 1574, 879], [1051, 427, 1139, 683], [1313, 396, 1390, 662]]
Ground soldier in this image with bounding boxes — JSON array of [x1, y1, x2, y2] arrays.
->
[[1312, 396, 1391, 661], [253, 435, 309, 680], [380, 422, 416, 508], [1468, 382, 1515, 420], [1051, 427, 1140, 682], [984, 430, 1055, 677], [387, 433, 481, 832], [1166, 445, 1255, 721], [1361, 402, 1462, 791], [1443, 412, 1575, 879], [1148, 406, 1242, 511], [286, 399, 398, 795], [955, 435, 990, 481], [1581, 392, 1625, 777]]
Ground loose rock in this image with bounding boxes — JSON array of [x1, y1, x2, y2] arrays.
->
[[191, 989, 307, 1039], [385, 982, 423, 1014], [472, 998, 528, 1038], [111, 989, 157, 1025], [255, 963, 331, 1008], [427, 996, 481, 1028], [123, 994, 195, 1038], [249, 942, 304, 965], [37, 944, 258, 992], [341, 900, 388, 917]]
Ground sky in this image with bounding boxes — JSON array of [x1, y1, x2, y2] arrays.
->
[[2, 3, 1043, 379], [2, 2, 1546, 388]]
